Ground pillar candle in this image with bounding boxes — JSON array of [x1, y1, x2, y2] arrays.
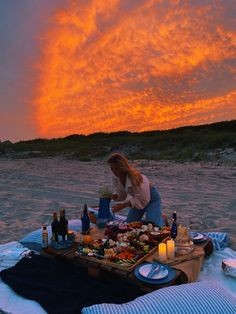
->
[[158, 243, 167, 262], [167, 239, 175, 259]]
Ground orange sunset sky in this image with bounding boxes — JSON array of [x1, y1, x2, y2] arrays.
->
[[0, 0, 236, 141]]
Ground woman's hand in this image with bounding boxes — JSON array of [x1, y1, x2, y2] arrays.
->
[[112, 194, 119, 201], [112, 203, 124, 213], [112, 200, 131, 213]]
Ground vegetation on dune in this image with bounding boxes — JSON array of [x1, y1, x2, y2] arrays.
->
[[0, 120, 236, 162]]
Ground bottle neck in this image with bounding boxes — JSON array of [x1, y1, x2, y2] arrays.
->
[[53, 213, 58, 221], [60, 209, 65, 217], [60, 210, 65, 219]]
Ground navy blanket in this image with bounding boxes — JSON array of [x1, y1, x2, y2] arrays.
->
[[0, 255, 144, 314]]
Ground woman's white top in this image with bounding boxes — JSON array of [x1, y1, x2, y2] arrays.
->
[[112, 174, 151, 210]]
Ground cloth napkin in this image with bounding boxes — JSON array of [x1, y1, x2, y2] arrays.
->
[[203, 232, 229, 251]]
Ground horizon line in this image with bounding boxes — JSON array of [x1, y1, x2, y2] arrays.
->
[[1, 119, 235, 144]]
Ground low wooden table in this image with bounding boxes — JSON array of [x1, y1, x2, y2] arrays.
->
[[42, 226, 211, 292]]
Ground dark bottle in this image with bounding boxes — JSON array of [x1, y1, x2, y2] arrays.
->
[[51, 212, 59, 242], [171, 218, 178, 239], [42, 225, 48, 248], [58, 208, 68, 241], [81, 204, 90, 235], [172, 210, 177, 222]]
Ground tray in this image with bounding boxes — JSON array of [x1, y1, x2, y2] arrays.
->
[[73, 244, 159, 272]]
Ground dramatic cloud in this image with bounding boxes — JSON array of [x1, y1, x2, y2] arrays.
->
[[1, 0, 236, 141], [35, 0, 236, 138]]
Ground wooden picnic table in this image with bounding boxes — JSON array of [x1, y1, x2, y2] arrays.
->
[[42, 225, 212, 292]]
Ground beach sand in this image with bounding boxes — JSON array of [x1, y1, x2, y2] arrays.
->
[[0, 158, 235, 249]]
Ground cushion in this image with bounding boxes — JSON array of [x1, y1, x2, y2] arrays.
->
[[81, 281, 236, 314], [19, 219, 83, 252]]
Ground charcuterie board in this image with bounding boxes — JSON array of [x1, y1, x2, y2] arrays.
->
[[72, 221, 171, 272]]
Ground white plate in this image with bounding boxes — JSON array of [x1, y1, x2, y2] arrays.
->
[[193, 233, 204, 240], [139, 264, 168, 279]]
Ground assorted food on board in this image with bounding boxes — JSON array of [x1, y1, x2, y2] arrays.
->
[[76, 221, 171, 268]]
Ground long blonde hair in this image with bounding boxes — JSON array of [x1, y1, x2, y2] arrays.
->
[[107, 153, 143, 187]]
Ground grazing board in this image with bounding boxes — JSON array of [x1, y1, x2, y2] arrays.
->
[[71, 221, 171, 273], [73, 244, 159, 272]]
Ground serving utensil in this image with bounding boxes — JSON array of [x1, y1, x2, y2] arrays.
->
[[147, 263, 160, 278]]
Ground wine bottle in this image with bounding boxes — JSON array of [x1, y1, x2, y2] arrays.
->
[[171, 218, 178, 239], [58, 208, 68, 241], [81, 204, 90, 235], [51, 212, 59, 243], [42, 225, 48, 248], [172, 210, 177, 222]]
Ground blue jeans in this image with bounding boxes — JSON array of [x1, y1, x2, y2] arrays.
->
[[126, 186, 163, 226]]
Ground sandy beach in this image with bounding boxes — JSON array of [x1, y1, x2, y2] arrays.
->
[[0, 157, 235, 250]]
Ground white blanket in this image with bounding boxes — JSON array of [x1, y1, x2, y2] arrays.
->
[[198, 247, 236, 298], [0, 242, 46, 314]]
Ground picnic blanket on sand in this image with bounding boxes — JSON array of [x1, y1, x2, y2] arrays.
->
[[0, 254, 144, 314]]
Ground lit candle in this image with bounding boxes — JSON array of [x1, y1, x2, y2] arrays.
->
[[158, 243, 167, 262], [167, 239, 175, 259]]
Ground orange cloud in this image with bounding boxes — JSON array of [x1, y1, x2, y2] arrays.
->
[[34, 0, 236, 138]]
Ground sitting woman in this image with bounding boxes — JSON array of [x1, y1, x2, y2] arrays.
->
[[107, 153, 163, 226]]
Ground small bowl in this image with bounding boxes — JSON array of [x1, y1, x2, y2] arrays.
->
[[176, 245, 195, 256], [222, 259, 236, 278], [150, 231, 161, 241]]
